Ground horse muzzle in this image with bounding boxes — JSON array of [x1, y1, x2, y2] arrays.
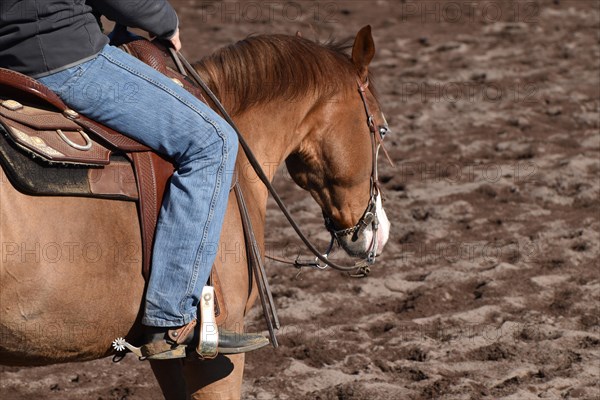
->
[[337, 196, 390, 259]]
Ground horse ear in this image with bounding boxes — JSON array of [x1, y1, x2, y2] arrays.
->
[[296, 31, 303, 38], [352, 25, 375, 79]]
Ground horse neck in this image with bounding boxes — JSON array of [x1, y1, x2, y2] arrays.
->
[[231, 99, 316, 212], [199, 89, 316, 180], [194, 55, 339, 223]]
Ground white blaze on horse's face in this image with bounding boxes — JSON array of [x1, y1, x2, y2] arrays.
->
[[375, 194, 391, 253], [336, 194, 390, 258]]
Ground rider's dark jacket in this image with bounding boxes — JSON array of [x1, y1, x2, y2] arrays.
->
[[0, 0, 178, 78]]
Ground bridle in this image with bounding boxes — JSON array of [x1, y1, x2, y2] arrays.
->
[[170, 50, 391, 278], [322, 76, 391, 274]]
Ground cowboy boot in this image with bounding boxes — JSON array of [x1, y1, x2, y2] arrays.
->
[[141, 287, 269, 359], [141, 321, 269, 359]]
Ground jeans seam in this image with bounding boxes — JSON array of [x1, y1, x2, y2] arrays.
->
[[179, 142, 229, 316], [100, 51, 224, 142]]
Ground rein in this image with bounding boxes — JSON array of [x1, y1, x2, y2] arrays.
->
[[169, 49, 382, 277]]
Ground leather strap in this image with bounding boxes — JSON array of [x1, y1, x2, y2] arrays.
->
[[0, 68, 67, 111], [129, 152, 171, 281], [168, 319, 197, 344], [75, 115, 151, 152], [234, 182, 280, 347], [132, 152, 159, 280]]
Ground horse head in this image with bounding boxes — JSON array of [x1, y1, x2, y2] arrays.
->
[[285, 26, 391, 259]]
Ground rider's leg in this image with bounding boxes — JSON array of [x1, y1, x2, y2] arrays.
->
[[39, 44, 267, 352]]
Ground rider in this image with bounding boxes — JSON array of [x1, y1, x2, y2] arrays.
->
[[0, 0, 268, 355]]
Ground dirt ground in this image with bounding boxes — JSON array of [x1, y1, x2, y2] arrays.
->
[[1, 0, 599, 399]]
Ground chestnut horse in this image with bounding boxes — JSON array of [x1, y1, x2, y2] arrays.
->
[[0, 26, 390, 399]]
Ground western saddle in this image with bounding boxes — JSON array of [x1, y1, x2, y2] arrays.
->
[[0, 39, 227, 321]]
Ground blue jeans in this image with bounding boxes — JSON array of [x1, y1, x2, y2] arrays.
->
[[39, 45, 238, 327]]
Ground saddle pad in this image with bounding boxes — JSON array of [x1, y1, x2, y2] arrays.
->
[[0, 99, 111, 166]]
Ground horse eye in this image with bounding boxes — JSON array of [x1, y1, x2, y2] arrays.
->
[[379, 126, 389, 138]]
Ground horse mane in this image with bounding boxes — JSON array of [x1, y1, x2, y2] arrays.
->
[[195, 34, 367, 116]]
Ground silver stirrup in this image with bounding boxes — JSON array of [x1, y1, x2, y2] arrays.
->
[[197, 286, 218, 358]]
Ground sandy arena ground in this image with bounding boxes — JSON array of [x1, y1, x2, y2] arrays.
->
[[1, 0, 599, 399]]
